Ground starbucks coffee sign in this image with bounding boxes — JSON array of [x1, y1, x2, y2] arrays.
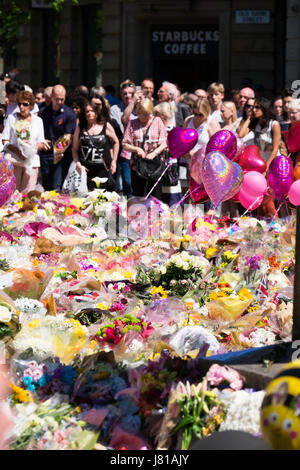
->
[[151, 25, 219, 58]]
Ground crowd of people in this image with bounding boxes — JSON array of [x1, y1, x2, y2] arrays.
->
[[0, 74, 299, 216]]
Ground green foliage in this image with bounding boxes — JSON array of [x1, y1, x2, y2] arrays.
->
[[0, 1, 30, 49], [0, 0, 79, 52], [0, 321, 13, 339]]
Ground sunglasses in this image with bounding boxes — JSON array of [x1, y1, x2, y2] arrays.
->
[[245, 104, 254, 109], [194, 112, 204, 117], [18, 102, 30, 107], [121, 83, 134, 90], [254, 105, 261, 110]]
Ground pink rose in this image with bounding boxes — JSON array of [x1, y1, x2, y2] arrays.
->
[[206, 364, 244, 391]]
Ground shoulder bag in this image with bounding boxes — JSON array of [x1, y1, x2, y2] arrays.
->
[[135, 122, 166, 181]]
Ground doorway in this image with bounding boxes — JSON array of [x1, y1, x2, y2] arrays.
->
[[151, 24, 219, 93]]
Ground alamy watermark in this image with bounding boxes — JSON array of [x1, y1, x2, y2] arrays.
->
[[100, 202, 208, 242], [291, 80, 300, 99]]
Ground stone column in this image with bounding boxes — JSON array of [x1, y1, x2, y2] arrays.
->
[[286, 0, 300, 87], [102, 0, 122, 89]]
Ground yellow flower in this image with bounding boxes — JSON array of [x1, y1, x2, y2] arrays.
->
[[210, 290, 228, 301], [27, 319, 40, 329], [124, 271, 132, 280], [70, 198, 85, 209], [223, 250, 237, 262], [150, 285, 168, 298], [195, 218, 216, 231], [238, 288, 253, 302], [10, 383, 32, 403], [69, 219, 76, 225], [75, 406, 81, 413], [256, 317, 270, 328], [184, 301, 194, 310], [32, 259, 41, 267], [214, 414, 223, 426], [96, 302, 108, 310], [17, 202, 23, 209], [206, 247, 218, 259], [48, 191, 59, 198], [89, 340, 97, 351], [65, 207, 74, 216]]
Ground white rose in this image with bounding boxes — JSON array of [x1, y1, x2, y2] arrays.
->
[[159, 266, 167, 275], [182, 262, 190, 271], [0, 306, 12, 323]]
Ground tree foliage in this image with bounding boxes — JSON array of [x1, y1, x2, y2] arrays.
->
[[0, 0, 78, 52]]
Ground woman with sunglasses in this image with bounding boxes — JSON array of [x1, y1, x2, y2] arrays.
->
[[239, 97, 281, 216], [183, 98, 221, 154], [237, 97, 256, 145], [2, 90, 45, 192], [239, 97, 281, 170]]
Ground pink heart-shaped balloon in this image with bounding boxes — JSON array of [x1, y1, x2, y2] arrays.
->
[[167, 127, 198, 159], [202, 151, 243, 207], [189, 176, 208, 203], [205, 130, 237, 161], [238, 145, 266, 174], [190, 145, 206, 184]]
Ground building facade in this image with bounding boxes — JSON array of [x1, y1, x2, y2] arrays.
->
[[5, 0, 300, 97]]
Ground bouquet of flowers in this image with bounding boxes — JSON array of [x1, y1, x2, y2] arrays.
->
[[173, 381, 226, 450], [14, 120, 31, 141], [9, 399, 99, 450], [12, 120, 37, 168], [53, 135, 71, 164], [150, 251, 210, 297], [94, 313, 154, 347], [0, 300, 19, 343], [11, 315, 88, 364], [82, 189, 123, 229]]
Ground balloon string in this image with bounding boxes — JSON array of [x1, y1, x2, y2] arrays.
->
[[145, 162, 171, 200], [261, 199, 285, 244], [226, 193, 265, 234], [174, 182, 204, 209]]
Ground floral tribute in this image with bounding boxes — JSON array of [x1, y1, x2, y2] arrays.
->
[[0, 185, 294, 450]]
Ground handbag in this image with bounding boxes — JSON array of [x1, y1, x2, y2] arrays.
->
[[134, 121, 165, 181], [62, 161, 88, 196], [136, 155, 166, 181]]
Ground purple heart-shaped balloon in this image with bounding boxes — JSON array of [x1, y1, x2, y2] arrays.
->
[[167, 127, 198, 159], [202, 151, 243, 207], [206, 130, 237, 161], [268, 155, 293, 201]]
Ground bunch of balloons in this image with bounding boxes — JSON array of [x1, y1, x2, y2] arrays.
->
[[188, 131, 268, 208], [166, 127, 300, 210]]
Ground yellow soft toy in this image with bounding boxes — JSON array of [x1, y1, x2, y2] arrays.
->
[[260, 359, 300, 450]]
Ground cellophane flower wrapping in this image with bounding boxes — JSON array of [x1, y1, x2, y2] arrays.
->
[[11, 316, 88, 364]]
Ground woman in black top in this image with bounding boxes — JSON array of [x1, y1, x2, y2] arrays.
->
[[72, 101, 119, 190]]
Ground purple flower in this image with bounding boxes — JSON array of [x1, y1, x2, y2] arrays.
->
[[245, 255, 263, 271]]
